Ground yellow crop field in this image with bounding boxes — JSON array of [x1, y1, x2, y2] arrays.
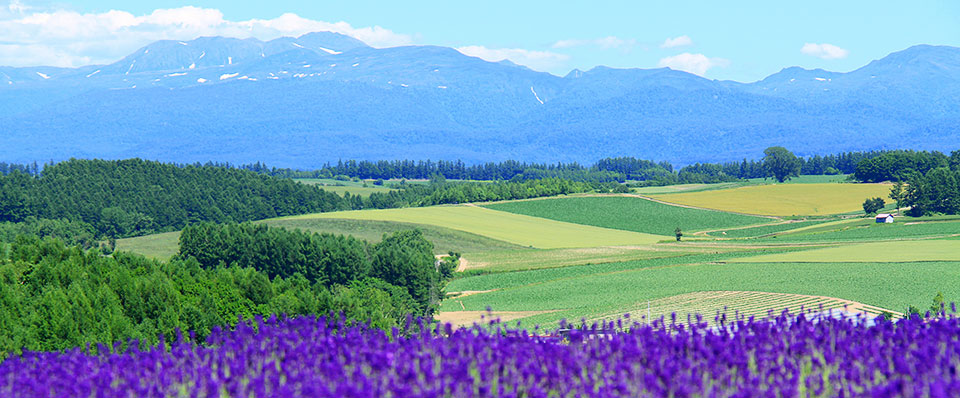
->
[[283, 205, 666, 249], [650, 183, 892, 216], [731, 239, 960, 263]]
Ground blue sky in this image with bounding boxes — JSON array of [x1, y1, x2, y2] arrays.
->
[[2, 0, 958, 81]]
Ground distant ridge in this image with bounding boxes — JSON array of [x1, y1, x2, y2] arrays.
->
[[1, 34, 958, 168]]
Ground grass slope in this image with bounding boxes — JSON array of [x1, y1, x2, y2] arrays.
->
[[444, 255, 960, 328], [295, 179, 398, 197], [651, 183, 892, 216], [590, 291, 898, 324], [117, 217, 526, 259], [733, 240, 960, 263], [484, 196, 768, 235], [115, 231, 180, 260], [285, 205, 666, 249], [461, 247, 716, 273], [762, 219, 960, 242], [704, 220, 833, 238]]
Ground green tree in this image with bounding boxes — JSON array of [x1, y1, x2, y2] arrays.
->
[[862, 197, 885, 215], [674, 227, 683, 242], [930, 291, 946, 316], [370, 230, 440, 316], [762, 147, 802, 183], [889, 181, 905, 214]]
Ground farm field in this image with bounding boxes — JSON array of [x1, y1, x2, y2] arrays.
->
[[650, 183, 892, 216], [702, 219, 833, 238], [745, 174, 851, 184], [117, 217, 527, 259], [733, 239, 960, 263], [294, 178, 398, 197], [589, 291, 900, 324], [758, 218, 960, 242], [282, 205, 667, 249], [632, 182, 747, 195], [115, 185, 958, 330], [458, 246, 735, 273], [115, 231, 180, 260], [444, 256, 960, 328], [259, 218, 524, 254], [483, 196, 770, 235], [630, 174, 851, 195]]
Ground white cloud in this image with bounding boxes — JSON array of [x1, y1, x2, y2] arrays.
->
[[552, 36, 635, 49], [657, 53, 729, 77], [660, 35, 693, 48], [800, 43, 849, 60], [456, 45, 570, 72], [0, 5, 414, 67]]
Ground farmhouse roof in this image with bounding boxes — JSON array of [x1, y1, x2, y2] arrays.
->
[[876, 214, 893, 218]]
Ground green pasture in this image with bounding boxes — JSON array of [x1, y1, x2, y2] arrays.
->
[[295, 179, 398, 197], [760, 218, 960, 242], [588, 291, 897, 325], [444, 253, 960, 328], [283, 205, 666, 249], [650, 183, 893, 216], [260, 218, 523, 254], [116, 217, 526, 259], [704, 219, 834, 238], [115, 232, 180, 260], [484, 196, 769, 235], [733, 239, 960, 263], [459, 246, 732, 273]]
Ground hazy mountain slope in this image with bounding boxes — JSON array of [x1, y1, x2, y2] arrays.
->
[[1, 34, 957, 166]]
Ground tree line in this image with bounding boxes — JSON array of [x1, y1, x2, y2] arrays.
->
[[179, 224, 454, 316], [0, 233, 433, 357], [0, 159, 355, 238], [896, 165, 960, 216], [0, 159, 614, 243], [236, 150, 891, 186], [854, 150, 959, 183]]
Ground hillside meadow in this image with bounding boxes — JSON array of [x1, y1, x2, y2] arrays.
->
[[445, 256, 960, 328], [279, 205, 666, 249], [114, 183, 960, 329], [483, 195, 770, 235]]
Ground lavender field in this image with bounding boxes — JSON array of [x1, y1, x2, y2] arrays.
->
[[3, 312, 959, 397]]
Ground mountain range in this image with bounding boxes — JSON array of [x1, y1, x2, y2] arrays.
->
[[2, 32, 958, 168]]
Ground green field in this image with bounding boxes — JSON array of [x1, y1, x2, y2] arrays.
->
[[733, 239, 960, 263], [760, 219, 960, 242], [589, 291, 898, 324], [114, 183, 959, 329], [115, 231, 181, 260], [484, 196, 770, 235], [284, 205, 666, 249], [295, 178, 398, 197], [650, 183, 893, 216], [703, 219, 833, 238], [443, 254, 960, 328], [117, 217, 526, 259], [460, 246, 726, 273]]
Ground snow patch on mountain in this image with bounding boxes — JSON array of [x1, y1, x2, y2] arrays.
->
[[530, 87, 544, 104]]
